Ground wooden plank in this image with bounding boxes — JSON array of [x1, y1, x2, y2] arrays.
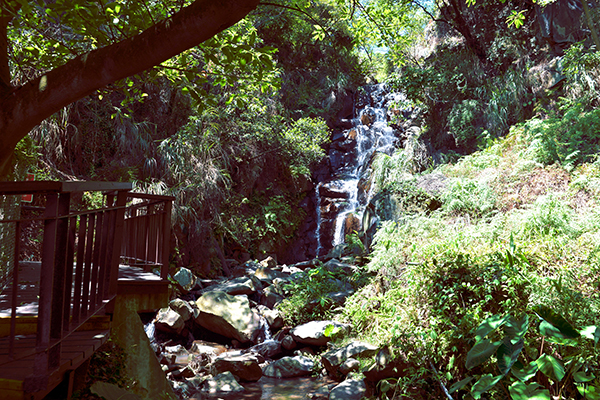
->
[[0, 181, 62, 195]]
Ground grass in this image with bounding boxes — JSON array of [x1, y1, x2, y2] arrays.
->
[[332, 119, 600, 398]]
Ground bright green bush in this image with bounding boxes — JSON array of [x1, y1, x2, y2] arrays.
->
[[441, 178, 497, 218]]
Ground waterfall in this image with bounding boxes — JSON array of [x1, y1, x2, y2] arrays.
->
[[316, 83, 407, 254]]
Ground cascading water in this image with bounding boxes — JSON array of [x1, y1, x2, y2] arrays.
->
[[316, 83, 409, 253]]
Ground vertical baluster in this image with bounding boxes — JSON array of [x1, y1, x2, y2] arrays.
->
[[108, 191, 128, 298], [97, 209, 110, 306], [72, 214, 87, 326], [34, 193, 58, 377], [9, 220, 21, 360], [161, 199, 172, 279], [146, 203, 156, 271], [90, 211, 104, 312], [82, 214, 95, 318], [63, 215, 77, 333]]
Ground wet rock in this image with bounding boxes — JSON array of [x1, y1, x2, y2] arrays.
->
[[321, 341, 377, 377], [200, 371, 245, 398], [171, 365, 196, 379], [254, 267, 286, 284], [172, 267, 197, 293], [340, 358, 360, 375], [260, 285, 284, 309], [343, 213, 361, 237], [290, 321, 350, 346], [245, 340, 281, 359], [320, 182, 350, 199], [212, 353, 262, 382], [257, 305, 283, 330], [262, 356, 315, 378], [155, 307, 185, 334], [329, 378, 366, 400], [281, 335, 297, 351], [195, 291, 262, 344], [169, 298, 194, 321], [360, 111, 374, 127]]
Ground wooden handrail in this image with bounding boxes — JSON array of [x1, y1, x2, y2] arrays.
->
[[0, 181, 172, 393]]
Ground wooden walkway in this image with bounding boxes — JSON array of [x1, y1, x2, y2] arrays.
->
[[0, 263, 168, 400]]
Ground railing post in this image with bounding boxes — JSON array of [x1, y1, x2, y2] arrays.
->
[[108, 190, 129, 297], [30, 192, 59, 390], [161, 199, 172, 279]]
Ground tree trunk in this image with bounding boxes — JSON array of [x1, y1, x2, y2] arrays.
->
[[0, 0, 260, 178]]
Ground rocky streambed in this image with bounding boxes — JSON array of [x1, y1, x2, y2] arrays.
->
[[145, 255, 398, 399]]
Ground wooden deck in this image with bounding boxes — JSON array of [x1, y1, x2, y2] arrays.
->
[[0, 263, 169, 399], [0, 181, 173, 399]]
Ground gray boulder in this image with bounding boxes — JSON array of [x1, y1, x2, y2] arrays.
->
[[203, 276, 257, 296], [195, 291, 262, 344], [321, 341, 377, 376], [211, 353, 262, 382], [291, 321, 350, 346], [262, 356, 315, 378], [329, 379, 366, 400]]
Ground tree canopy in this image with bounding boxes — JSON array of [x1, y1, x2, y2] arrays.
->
[[0, 0, 261, 177]]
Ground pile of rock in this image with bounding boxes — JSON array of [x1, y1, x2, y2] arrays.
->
[[147, 256, 399, 399]]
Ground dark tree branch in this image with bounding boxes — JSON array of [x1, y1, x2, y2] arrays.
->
[[0, 0, 260, 176]]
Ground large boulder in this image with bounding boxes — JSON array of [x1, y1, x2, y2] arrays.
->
[[195, 291, 262, 344], [262, 356, 314, 378], [211, 353, 262, 382], [290, 321, 350, 346], [329, 379, 367, 400], [321, 341, 378, 377]]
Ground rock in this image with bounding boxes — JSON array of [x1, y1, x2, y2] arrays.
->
[[290, 321, 350, 346], [172, 267, 197, 293], [323, 259, 356, 276], [292, 259, 319, 270], [257, 305, 284, 330], [329, 379, 367, 400], [363, 346, 407, 382], [360, 111, 374, 126], [254, 266, 286, 284], [155, 307, 185, 334], [281, 335, 296, 351], [203, 276, 257, 296], [200, 371, 245, 398], [259, 256, 277, 269], [262, 356, 314, 378], [320, 182, 350, 199], [246, 339, 281, 359], [339, 358, 360, 375], [321, 341, 378, 377], [343, 213, 361, 237], [171, 365, 196, 379], [261, 286, 284, 309], [195, 291, 262, 344], [169, 298, 194, 321], [212, 353, 262, 382]]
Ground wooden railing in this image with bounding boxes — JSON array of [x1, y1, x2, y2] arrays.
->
[[0, 181, 172, 393]]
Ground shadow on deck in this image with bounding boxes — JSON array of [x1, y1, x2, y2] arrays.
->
[[0, 182, 173, 400]]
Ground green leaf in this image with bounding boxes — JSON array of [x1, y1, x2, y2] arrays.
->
[[508, 381, 551, 400], [471, 374, 502, 399], [497, 337, 524, 375], [574, 371, 596, 383], [466, 339, 501, 369], [577, 384, 600, 400], [534, 305, 579, 344], [473, 314, 510, 342], [505, 314, 529, 343], [511, 361, 539, 382], [449, 376, 473, 394], [536, 354, 565, 382]]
